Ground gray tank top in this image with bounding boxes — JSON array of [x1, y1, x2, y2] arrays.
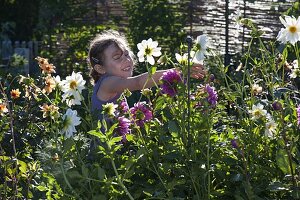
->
[[91, 74, 120, 120]]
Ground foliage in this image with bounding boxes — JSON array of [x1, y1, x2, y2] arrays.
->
[[40, 24, 116, 78], [0, 0, 39, 40], [122, 0, 189, 72]]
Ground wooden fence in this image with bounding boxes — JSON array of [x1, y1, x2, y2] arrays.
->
[[0, 40, 40, 75]]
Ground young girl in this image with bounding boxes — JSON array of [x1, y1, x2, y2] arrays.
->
[[88, 30, 205, 118]]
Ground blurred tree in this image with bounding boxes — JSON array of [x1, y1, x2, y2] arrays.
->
[[0, 0, 39, 40], [122, 0, 189, 66]]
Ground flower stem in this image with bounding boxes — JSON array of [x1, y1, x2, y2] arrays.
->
[[111, 158, 134, 200]]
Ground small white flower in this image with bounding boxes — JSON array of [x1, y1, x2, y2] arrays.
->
[[290, 60, 300, 79], [137, 38, 162, 65], [194, 35, 208, 63], [276, 15, 300, 45], [249, 103, 267, 120], [265, 119, 277, 138], [62, 91, 82, 107], [102, 102, 118, 117], [233, 9, 242, 29], [251, 84, 263, 95], [61, 109, 81, 138], [61, 72, 86, 106], [61, 72, 86, 96], [54, 75, 62, 89], [175, 51, 195, 65]]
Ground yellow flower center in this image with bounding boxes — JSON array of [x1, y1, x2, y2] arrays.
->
[[70, 81, 77, 89], [145, 47, 152, 55], [253, 110, 261, 117], [289, 26, 297, 33]]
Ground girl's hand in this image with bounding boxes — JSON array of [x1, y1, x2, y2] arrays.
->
[[191, 63, 206, 79]]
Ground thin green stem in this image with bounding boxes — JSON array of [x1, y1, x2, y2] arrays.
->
[[60, 158, 81, 199], [111, 158, 135, 200], [206, 116, 211, 200]]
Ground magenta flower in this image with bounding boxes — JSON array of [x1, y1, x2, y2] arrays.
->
[[160, 69, 182, 97], [231, 139, 239, 149], [119, 100, 129, 113], [272, 101, 282, 111], [205, 84, 218, 106], [130, 102, 153, 127], [297, 105, 300, 126], [117, 116, 131, 142]]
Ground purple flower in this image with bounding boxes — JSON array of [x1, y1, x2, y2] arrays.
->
[[272, 101, 282, 111], [231, 139, 239, 149], [119, 100, 129, 113], [205, 84, 218, 106], [117, 116, 131, 142], [297, 105, 300, 126], [160, 69, 182, 97], [130, 102, 152, 127]]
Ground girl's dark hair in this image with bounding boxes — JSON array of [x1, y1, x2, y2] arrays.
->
[[88, 29, 135, 84]]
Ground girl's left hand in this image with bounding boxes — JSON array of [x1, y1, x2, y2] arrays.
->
[[191, 63, 207, 79]]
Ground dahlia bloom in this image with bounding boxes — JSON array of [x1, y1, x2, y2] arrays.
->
[[137, 38, 162, 65], [61, 109, 81, 138], [119, 100, 129, 113], [160, 69, 182, 97], [194, 34, 208, 63], [249, 103, 267, 120], [205, 84, 218, 106], [277, 15, 300, 45], [117, 116, 131, 142], [130, 102, 152, 127]]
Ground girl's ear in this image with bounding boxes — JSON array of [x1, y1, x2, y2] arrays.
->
[[94, 64, 106, 74]]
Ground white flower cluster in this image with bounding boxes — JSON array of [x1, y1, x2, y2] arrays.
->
[[55, 72, 85, 137], [137, 34, 208, 66], [249, 103, 277, 138]]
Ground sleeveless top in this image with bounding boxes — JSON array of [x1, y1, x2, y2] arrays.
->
[[91, 74, 121, 120]]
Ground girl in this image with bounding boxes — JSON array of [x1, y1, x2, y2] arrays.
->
[[88, 30, 205, 117]]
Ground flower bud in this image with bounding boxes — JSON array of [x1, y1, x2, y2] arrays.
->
[[231, 139, 239, 149], [272, 101, 282, 111]]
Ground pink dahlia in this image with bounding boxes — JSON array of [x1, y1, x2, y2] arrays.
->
[[119, 100, 129, 113], [117, 116, 131, 142], [160, 69, 182, 97], [205, 84, 218, 106], [130, 102, 153, 127]]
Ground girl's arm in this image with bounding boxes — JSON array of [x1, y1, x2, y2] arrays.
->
[[100, 69, 168, 94], [100, 64, 206, 95]]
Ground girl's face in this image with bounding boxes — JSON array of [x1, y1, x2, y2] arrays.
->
[[102, 43, 134, 78]]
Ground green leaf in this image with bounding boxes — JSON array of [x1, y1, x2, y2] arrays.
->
[[150, 66, 157, 75], [81, 165, 89, 178], [36, 185, 47, 192], [106, 123, 118, 138], [168, 120, 179, 137], [108, 136, 122, 146], [97, 167, 105, 180], [17, 160, 27, 174], [88, 129, 106, 140], [276, 149, 296, 174]]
